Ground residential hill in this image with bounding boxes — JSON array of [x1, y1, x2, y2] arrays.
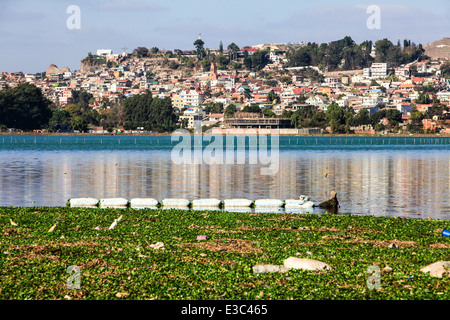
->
[[424, 38, 450, 59]]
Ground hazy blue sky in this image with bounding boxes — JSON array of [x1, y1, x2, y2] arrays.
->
[[0, 0, 448, 73]]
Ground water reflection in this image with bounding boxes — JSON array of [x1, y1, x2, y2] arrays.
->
[[0, 149, 449, 219]]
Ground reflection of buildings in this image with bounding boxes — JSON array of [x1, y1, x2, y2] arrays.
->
[[0, 146, 449, 218]]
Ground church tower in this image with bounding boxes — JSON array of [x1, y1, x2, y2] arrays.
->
[[209, 62, 218, 80]]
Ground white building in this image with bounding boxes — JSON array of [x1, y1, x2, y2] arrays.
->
[[179, 107, 206, 129], [182, 89, 204, 107], [364, 63, 388, 79], [97, 49, 113, 57]]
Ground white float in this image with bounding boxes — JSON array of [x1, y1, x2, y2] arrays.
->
[[69, 198, 99, 208], [130, 198, 159, 208], [223, 199, 254, 208], [254, 199, 284, 208], [192, 198, 222, 208], [162, 198, 191, 207], [285, 199, 315, 208], [99, 198, 129, 208]]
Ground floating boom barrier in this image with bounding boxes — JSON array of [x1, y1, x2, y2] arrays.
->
[[68, 197, 319, 211]]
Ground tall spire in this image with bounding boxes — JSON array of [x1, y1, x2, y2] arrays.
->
[[198, 33, 202, 40]]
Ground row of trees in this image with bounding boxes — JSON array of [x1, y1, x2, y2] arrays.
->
[[286, 37, 425, 71], [126, 36, 427, 75], [0, 84, 179, 133], [192, 38, 270, 72]]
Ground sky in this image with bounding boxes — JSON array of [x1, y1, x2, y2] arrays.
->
[[0, 0, 449, 73]]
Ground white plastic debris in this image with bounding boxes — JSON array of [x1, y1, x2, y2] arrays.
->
[[69, 198, 99, 208], [48, 223, 57, 232], [149, 242, 165, 250], [420, 261, 450, 278], [284, 257, 332, 271], [253, 265, 289, 274], [100, 198, 129, 208]]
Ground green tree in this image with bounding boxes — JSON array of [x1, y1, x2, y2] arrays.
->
[[262, 107, 276, 118], [385, 108, 402, 125], [132, 47, 149, 58], [325, 103, 345, 132], [0, 83, 53, 130], [416, 91, 431, 104], [353, 108, 371, 126], [241, 105, 261, 113], [227, 43, 240, 61], [224, 104, 237, 117], [204, 102, 223, 114], [48, 109, 72, 131], [440, 61, 450, 78], [72, 89, 94, 109], [123, 91, 177, 132], [194, 39, 205, 60], [266, 90, 281, 104]]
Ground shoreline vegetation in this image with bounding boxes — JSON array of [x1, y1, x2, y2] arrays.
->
[[1, 206, 449, 300]]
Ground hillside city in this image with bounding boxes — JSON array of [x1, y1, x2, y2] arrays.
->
[[1, 36, 450, 135]]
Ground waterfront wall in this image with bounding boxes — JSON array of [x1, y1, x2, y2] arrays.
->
[[210, 128, 323, 135]]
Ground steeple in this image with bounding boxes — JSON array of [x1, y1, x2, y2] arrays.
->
[[209, 62, 218, 80]]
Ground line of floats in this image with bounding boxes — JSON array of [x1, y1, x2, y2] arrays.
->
[[67, 195, 319, 213]]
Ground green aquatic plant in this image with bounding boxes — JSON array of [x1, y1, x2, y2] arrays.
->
[[0, 206, 449, 300]]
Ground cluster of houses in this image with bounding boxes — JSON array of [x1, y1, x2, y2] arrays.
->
[[1, 46, 450, 134]]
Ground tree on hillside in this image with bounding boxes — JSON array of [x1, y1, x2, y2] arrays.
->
[[224, 104, 237, 117], [241, 105, 261, 113], [290, 105, 327, 128], [440, 62, 450, 78], [266, 90, 281, 104], [72, 89, 94, 109], [194, 38, 205, 60], [228, 43, 240, 61], [132, 47, 149, 58], [0, 83, 53, 130]]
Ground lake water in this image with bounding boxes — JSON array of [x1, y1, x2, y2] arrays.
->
[[0, 134, 449, 220]]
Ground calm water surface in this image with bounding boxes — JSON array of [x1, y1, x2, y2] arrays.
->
[[0, 135, 449, 220]]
